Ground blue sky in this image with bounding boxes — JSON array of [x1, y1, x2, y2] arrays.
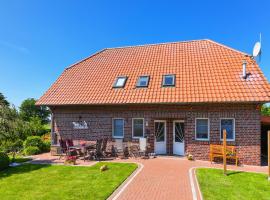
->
[[0, 0, 270, 107]]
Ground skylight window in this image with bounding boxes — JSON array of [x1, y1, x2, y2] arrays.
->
[[162, 74, 175, 87], [137, 76, 150, 87], [113, 76, 127, 88]]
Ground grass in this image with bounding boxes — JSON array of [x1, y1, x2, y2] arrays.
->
[[0, 162, 137, 200], [196, 168, 270, 200], [8, 155, 32, 163]]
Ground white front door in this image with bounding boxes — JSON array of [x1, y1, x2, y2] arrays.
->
[[173, 120, 185, 156], [154, 120, 166, 154]]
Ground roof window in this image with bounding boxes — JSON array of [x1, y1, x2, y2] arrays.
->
[[136, 76, 150, 87], [162, 74, 175, 87], [113, 76, 127, 88]]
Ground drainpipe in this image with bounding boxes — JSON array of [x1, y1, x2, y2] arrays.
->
[[50, 112, 55, 145]]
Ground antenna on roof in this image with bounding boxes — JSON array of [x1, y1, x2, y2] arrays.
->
[[252, 33, 262, 62]]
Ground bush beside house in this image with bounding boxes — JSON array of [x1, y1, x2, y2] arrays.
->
[[24, 146, 40, 156], [23, 136, 51, 155]]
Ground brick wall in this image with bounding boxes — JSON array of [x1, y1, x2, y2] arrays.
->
[[50, 103, 261, 165]]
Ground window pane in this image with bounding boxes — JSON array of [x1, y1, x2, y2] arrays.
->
[[113, 119, 124, 137], [196, 119, 208, 139], [155, 122, 165, 142], [114, 77, 127, 87], [137, 76, 149, 87], [175, 123, 184, 142], [221, 119, 234, 140], [133, 119, 144, 137], [163, 75, 175, 86]]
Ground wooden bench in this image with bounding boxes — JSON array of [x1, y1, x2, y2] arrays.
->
[[209, 144, 238, 166]]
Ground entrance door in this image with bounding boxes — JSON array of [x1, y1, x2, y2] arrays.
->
[[173, 120, 185, 155], [154, 120, 167, 154]]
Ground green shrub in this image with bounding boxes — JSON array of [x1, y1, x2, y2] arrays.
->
[[24, 146, 40, 155], [23, 136, 43, 150], [41, 141, 51, 152], [0, 152, 10, 170]]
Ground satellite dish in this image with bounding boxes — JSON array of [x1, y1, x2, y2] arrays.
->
[[253, 42, 261, 57]]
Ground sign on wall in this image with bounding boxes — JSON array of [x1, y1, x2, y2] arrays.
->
[[72, 121, 88, 129]]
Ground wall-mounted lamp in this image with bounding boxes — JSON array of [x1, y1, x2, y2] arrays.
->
[[145, 120, 149, 127]]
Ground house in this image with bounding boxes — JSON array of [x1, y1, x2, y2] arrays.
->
[[36, 39, 270, 165]]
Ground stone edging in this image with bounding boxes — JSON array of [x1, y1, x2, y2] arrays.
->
[[189, 167, 203, 200], [107, 162, 144, 200]]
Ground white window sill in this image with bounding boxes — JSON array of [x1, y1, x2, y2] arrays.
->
[[220, 139, 235, 142], [195, 138, 209, 141], [132, 136, 144, 139], [113, 136, 124, 139]]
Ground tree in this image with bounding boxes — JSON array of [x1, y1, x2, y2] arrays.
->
[[19, 98, 50, 124], [0, 105, 24, 160], [0, 92, 9, 106], [28, 117, 46, 136], [261, 104, 270, 116]]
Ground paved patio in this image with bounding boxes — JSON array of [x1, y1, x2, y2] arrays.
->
[[30, 153, 98, 166], [29, 153, 268, 200]]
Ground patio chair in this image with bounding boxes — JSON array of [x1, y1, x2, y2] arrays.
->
[[114, 139, 127, 158], [88, 139, 103, 160], [66, 139, 81, 156], [101, 138, 112, 157], [139, 138, 150, 159], [129, 145, 140, 158], [66, 139, 74, 147], [59, 139, 68, 160]]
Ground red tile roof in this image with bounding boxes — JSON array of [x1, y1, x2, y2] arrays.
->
[[36, 39, 270, 106]]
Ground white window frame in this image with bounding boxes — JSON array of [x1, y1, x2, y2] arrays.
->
[[195, 118, 210, 141], [132, 118, 145, 138], [220, 118, 235, 141], [112, 118, 124, 138]]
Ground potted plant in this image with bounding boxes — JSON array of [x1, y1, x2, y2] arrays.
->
[[64, 156, 77, 165]]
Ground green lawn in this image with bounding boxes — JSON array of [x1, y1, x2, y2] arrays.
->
[[0, 162, 137, 200], [196, 168, 270, 200], [9, 155, 32, 163]]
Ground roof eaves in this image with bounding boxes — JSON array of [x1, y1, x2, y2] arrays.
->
[[40, 100, 270, 107]]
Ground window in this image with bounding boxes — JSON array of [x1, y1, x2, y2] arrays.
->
[[132, 118, 144, 138], [112, 119, 124, 138], [113, 76, 127, 88], [195, 118, 209, 140], [162, 74, 175, 86], [220, 119, 235, 141], [137, 76, 149, 87]]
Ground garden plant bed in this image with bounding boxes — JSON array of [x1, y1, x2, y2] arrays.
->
[[196, 168, 270, 200], [0, 162, 137, 200]]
